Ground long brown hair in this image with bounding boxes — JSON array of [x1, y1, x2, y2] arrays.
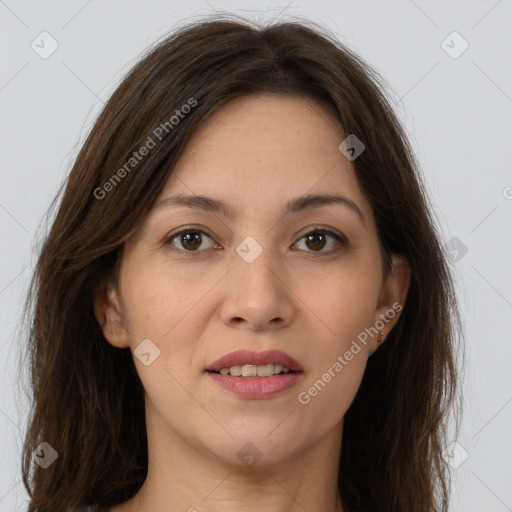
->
[[19, 13, 462, 511]]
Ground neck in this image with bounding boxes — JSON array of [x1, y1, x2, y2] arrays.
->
[[124, 403, 345, 512]]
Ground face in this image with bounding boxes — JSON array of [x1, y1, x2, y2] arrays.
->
[[95, 93, 409, 468]]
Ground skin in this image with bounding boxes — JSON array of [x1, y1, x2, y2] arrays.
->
[[95, 93, 410, 512]]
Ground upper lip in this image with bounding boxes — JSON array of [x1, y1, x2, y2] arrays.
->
[[206, 349, 304, 373]]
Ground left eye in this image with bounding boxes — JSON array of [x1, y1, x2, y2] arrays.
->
[[165, 228, 346, 254], [293, 229, 346, 253]]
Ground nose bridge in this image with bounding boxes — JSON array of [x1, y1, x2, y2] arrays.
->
[[220, 233, 294, 329], [233, 233, 283, 293]]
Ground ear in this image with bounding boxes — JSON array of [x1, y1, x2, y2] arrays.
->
[[93, 279, 130, 348], [371, 253, 410, 352]]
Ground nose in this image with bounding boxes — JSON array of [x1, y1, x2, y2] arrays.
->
[[219, 243, 295, 332]]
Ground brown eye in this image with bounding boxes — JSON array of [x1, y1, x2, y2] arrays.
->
[[180, 231, 202, 251], [165, 228, 346, 255], [305, 232, 327, 251], [165, 229, 216, 252], [294, 229, 346, 254]]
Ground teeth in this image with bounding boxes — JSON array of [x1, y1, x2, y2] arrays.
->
[[257, 364, 274, 377], [218, 364, 292, 377]]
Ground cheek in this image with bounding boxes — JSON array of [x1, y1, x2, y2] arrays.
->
[[292, 264, 379, 421], [296, 296, 371, 420], [299, 354, 367, 427], [120, 259, 213, 341], [300, 262, 381, 341], [119, 260, 218, 400]]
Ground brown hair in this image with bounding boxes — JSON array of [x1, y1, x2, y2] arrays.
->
[[19, 13, 462, 512]]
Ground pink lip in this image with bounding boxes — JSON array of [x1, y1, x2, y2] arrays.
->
[[205, 349, 304, 373], [205, 349, 304, 400], [207, 372, 304, 399]]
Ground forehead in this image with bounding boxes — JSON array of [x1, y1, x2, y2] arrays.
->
[[158, 93, 372, 221]]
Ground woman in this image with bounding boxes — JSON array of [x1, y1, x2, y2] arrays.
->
[[20, 13, 462, 512]]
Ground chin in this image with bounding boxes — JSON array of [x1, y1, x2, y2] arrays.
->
[[200, 423, 301, 466]]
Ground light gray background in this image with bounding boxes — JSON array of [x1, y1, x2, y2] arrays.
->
[[1, 1, 511, 510]]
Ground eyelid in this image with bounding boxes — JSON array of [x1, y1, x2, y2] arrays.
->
[[164, 225, 218, 252], [164, 225, 215, 244], [164, 225, 348, 254], [295, 226, 347, 245], [291, 228, 347, 255]]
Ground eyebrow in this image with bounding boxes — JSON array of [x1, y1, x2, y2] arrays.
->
[[155, 193, 364, 224]]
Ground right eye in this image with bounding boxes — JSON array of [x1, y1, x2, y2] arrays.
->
[[164, 228, 220, 253]]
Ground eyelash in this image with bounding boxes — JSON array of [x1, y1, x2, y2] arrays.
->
[[164, 226, 347, 256]]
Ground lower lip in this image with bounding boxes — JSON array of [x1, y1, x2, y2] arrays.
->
[[207, 371, 303, 399]]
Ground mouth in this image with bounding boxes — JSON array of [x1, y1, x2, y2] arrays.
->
[[206, 363, 301, 378], [205, 349, 304, 399], [205, 348, 304, 374]]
